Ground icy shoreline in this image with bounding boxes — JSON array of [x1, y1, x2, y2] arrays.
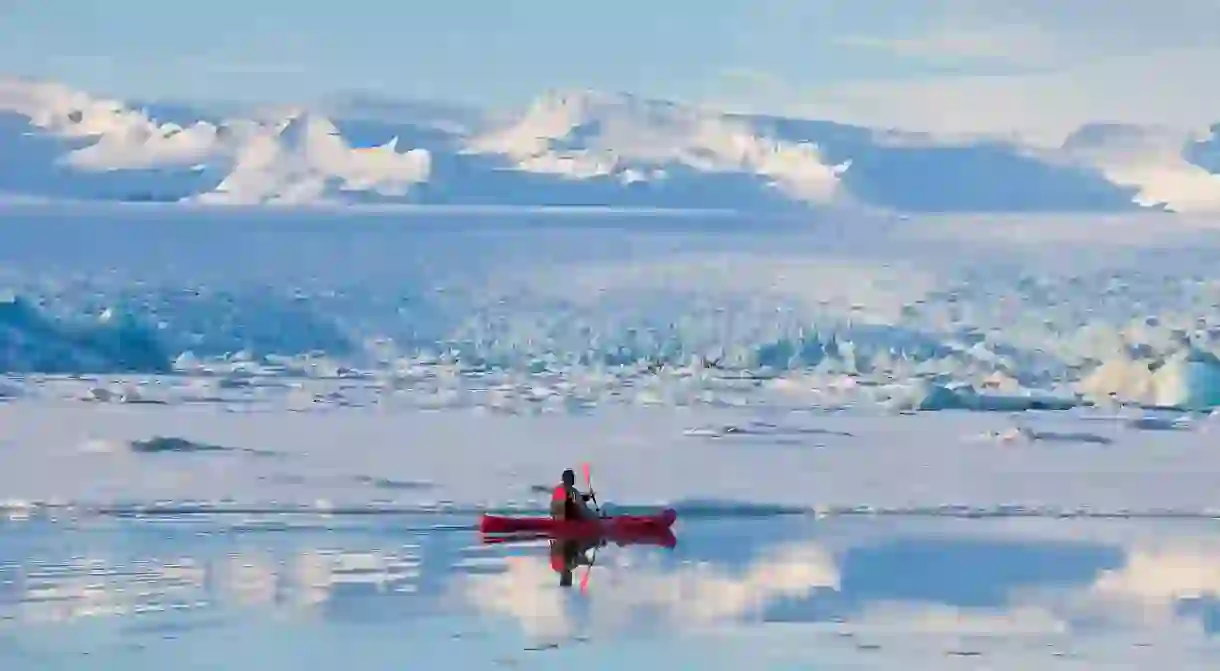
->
[[6, 207, 1220, 519], [8, 207, 1220, 411], [3, 398, 1220, 515]]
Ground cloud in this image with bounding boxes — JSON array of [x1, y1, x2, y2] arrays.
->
[[832, 24, 1061, 67], [797, 46, 1220, 144], [960, 0, 1220, 52], [733, 0, 1220, 142], [172, 57, 310, 78], [716, 68, 788, 95]]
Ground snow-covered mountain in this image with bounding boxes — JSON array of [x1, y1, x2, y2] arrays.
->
[[465, 90, 850, 206], [2, 77, 1219, 212], [0, 79, 430, 204], [1060, 123, 1220, 212]]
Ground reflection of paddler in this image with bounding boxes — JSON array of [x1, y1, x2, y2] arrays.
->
[[550, 537, 600, 587]]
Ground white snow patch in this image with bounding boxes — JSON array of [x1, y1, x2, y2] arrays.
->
[[0, 78, 432, 204], [1063, 123, 1220, 213], [467, 90, 849, 204], [194, 113, 430, 205], [78, 438, 124, 454], [0, 78, 220, 170]]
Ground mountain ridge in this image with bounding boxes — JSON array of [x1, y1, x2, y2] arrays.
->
[[2, 77, 1218, 213]]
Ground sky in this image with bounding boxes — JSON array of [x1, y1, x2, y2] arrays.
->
[[3, 0, 1220, 142]]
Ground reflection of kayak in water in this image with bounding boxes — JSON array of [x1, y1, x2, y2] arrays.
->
[[551, 537, 599, 588], [479, 526, 677, 549], [480, 528, 677, 588], [479, 507, 677, 537]]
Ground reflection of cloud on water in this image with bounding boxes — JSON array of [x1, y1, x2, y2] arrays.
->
[[15, 557, 208, 623], [214, 553, 279, 607], [846, 601, 1068, 636], [461, 542, 840, 639], [624, 543, 840, 625], [1, 546, 422, 625], [462, 557, 573, 638], [455, 529, 1220, 656], [704, 538, 1220, 667], [1094, 546, 1220, 604], [1083, 544, 1220, 630], [14, 520, 1220, 667], [291, 550, 337, 608]]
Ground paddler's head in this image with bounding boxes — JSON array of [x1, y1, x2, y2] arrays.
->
[[561, 469, 576, 487]]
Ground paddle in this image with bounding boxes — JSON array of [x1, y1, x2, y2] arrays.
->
[[579, 543, 598, 593], [582, 461, 601, 517], [580, 461, 600, 593]]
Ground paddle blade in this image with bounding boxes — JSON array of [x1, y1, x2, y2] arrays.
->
[[581, 461, 601, 518], [580, 566, 592, 593]]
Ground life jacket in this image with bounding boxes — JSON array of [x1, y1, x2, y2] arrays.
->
[[551, 484, 581, 519]]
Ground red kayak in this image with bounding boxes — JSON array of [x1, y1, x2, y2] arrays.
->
[[480, 527, 677, 549], [479, 507, 677, 538]]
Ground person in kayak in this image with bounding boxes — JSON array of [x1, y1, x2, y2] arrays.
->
[[551, 468, 596, 521]]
